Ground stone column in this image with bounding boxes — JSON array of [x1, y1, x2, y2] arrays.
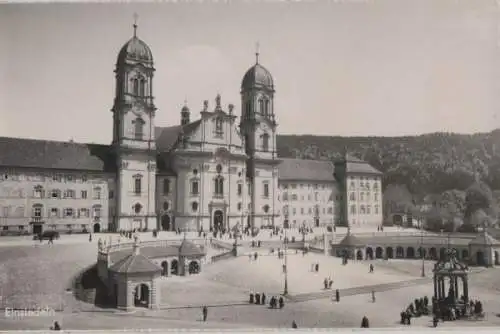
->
[[150, 279, 158, 309], [463, 276, 469, 303], [209, 205, 213, 231], [454, 277, 459, 298], [225, 204, 229, 231]]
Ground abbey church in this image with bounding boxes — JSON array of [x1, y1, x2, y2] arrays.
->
[[0, 24, 383, 235]]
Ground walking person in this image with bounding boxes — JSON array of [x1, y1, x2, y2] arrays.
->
[[202, 306, 208, 322], [89, 233, 92, 242]]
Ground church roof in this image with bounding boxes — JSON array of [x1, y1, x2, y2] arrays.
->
[[155, 120, 202, 152], [241, 63, 274, 90], [179, 239, 205, 257], [336, 153, 382, 175], [278, 158, 335, 182], [338, 234, 365, 247], [109, 252, 161, 274], [0, 137, 115, 172], [468, 232, 500, 246]]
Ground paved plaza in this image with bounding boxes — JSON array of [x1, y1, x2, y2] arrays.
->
[[1, 231, 500, 330]]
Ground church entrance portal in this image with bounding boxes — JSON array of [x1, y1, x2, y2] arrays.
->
[[32, 224, 42, 235], [134, 284, 149, 308], [93, 223, 101, 233], [161, 215, 171, 231], [214, 210, 224, 231]]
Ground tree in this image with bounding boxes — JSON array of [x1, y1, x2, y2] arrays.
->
[[383, 184, 415, 215], [464, 181, 493, 221]]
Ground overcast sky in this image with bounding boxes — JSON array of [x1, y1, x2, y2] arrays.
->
[[1, 0, 499, 144]]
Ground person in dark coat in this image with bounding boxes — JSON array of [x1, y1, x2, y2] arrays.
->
[[202, 306, 208, 321], [292, 320, 298, 328], [255, 293, 261, 304], [254, 252, 258, 260], [261, 293, 266, 305], [89, 233, 92, 242], [279, 296, 284, 309], [249, 293, 254, 304], [360, 316, 369, 328], [51, 321, 61, 331]]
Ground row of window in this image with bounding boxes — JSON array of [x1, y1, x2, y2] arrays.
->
[[1, 224, 90, 231], [349, 180, 379, 189], [282, 183, 329, 190], [283, 206, 334, 216], [349, 192, 379, 202], [189, 179, 270, 197], [32, 186, 108, 200], [32, 204, 102, 219], [3, 173, 93, 183], [188, 201, 270, 213], [350, 204, 380, 215], [282, 192, 334, 202]]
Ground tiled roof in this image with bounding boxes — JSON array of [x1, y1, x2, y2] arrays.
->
[[278, 158, 335, 182], [344, 154, 382, 175], [0, 137, 115, 172], [179, 239, 205, 257], [109, 252, 161, 274], [109, 245, 180, 264], [338, 234, 365, 247], [155, 120, 202, 152], [468, 232, 500, 246]]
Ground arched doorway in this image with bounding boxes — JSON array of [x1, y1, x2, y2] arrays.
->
[[429, 247, 437, 260], [93, 223, 101, 233], [356, 250, 363, 260], [418, 247, 426, 258], [495, 251, 499, 265], [375, 247, 383, 259], [439, 248, 447, 260], [386, 247, 394, 259], [406, 247, 415, 258], [214, 210, 224, 231], [134, 284, 149, 308], [171, 259, 178, 275], [161, 215, 171, 231], [476, 251, 485, 266], [462, 249, 469, 261], [315, 218, 319, 227], [365, 247, 374, 260], [189, 261, 200, 274], [396, 246, 404, 258], [161, 261, 168, 276], [393, 214, 403, 226]]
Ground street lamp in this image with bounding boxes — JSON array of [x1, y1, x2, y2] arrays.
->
[[420, 220, 425, 277], [283, 226, 289, 296]]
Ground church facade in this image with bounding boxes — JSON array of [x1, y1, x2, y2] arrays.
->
[[0, 25, 383, 235]]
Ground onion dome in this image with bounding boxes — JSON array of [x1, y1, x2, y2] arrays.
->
[[117, 21, 153, 65], [241, 50, 274, 90]]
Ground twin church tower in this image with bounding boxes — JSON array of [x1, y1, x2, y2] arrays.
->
[[109, 21, 279, 232]]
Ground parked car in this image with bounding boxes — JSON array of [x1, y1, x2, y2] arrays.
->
[[33, 230, 60, 240]]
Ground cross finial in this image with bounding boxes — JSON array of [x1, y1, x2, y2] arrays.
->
[[133, 13, 139, 37], [255, 42, 260, 64]]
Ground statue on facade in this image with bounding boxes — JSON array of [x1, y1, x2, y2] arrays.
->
[[203, 100, 208, 112], [215, 94, 221, 109]]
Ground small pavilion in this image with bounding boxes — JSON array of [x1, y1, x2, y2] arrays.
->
[[335, 230, 366, 260], [433, 248, 469, 306]]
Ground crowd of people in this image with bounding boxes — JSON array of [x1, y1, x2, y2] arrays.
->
[[249, 292, 285, 309]]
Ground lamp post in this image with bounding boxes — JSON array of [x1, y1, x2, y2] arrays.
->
[[283, 217, 289, 296], [420, 220, 425, 277]]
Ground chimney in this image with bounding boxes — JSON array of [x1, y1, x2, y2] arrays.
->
[[181, 104, 190, 126]]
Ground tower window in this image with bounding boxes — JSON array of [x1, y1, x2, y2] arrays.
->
[[163, 179, 170, 194], [259, 99, 264, 114], [133, 175, 142, 195], [263, 182, 269, 198], [132, 78, 139, 96], [191, 179, 199, 195], [214, 176, 224, 197], [264, 99, 270, 117], [139, 79, 146, 97], [245, 101, 252, 119], [133, 117, 145, 140], [262, 133, 270, 152]]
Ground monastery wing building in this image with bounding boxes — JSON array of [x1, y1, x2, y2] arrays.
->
[[0, 24, 383, 235]]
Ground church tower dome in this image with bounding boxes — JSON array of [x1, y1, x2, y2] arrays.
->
[[116, 19, 153, 66], [241, 54, 274, 91]]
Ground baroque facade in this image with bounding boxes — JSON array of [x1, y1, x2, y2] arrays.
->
[[0, 24, 383, 235]]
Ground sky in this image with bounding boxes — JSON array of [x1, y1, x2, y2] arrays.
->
[[0, 0, 499, 145]]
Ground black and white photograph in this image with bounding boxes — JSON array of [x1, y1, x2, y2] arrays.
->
[[0, 0, 500, 330]]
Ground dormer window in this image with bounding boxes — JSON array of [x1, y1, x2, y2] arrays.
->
[[133, 117, 145, 140]]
